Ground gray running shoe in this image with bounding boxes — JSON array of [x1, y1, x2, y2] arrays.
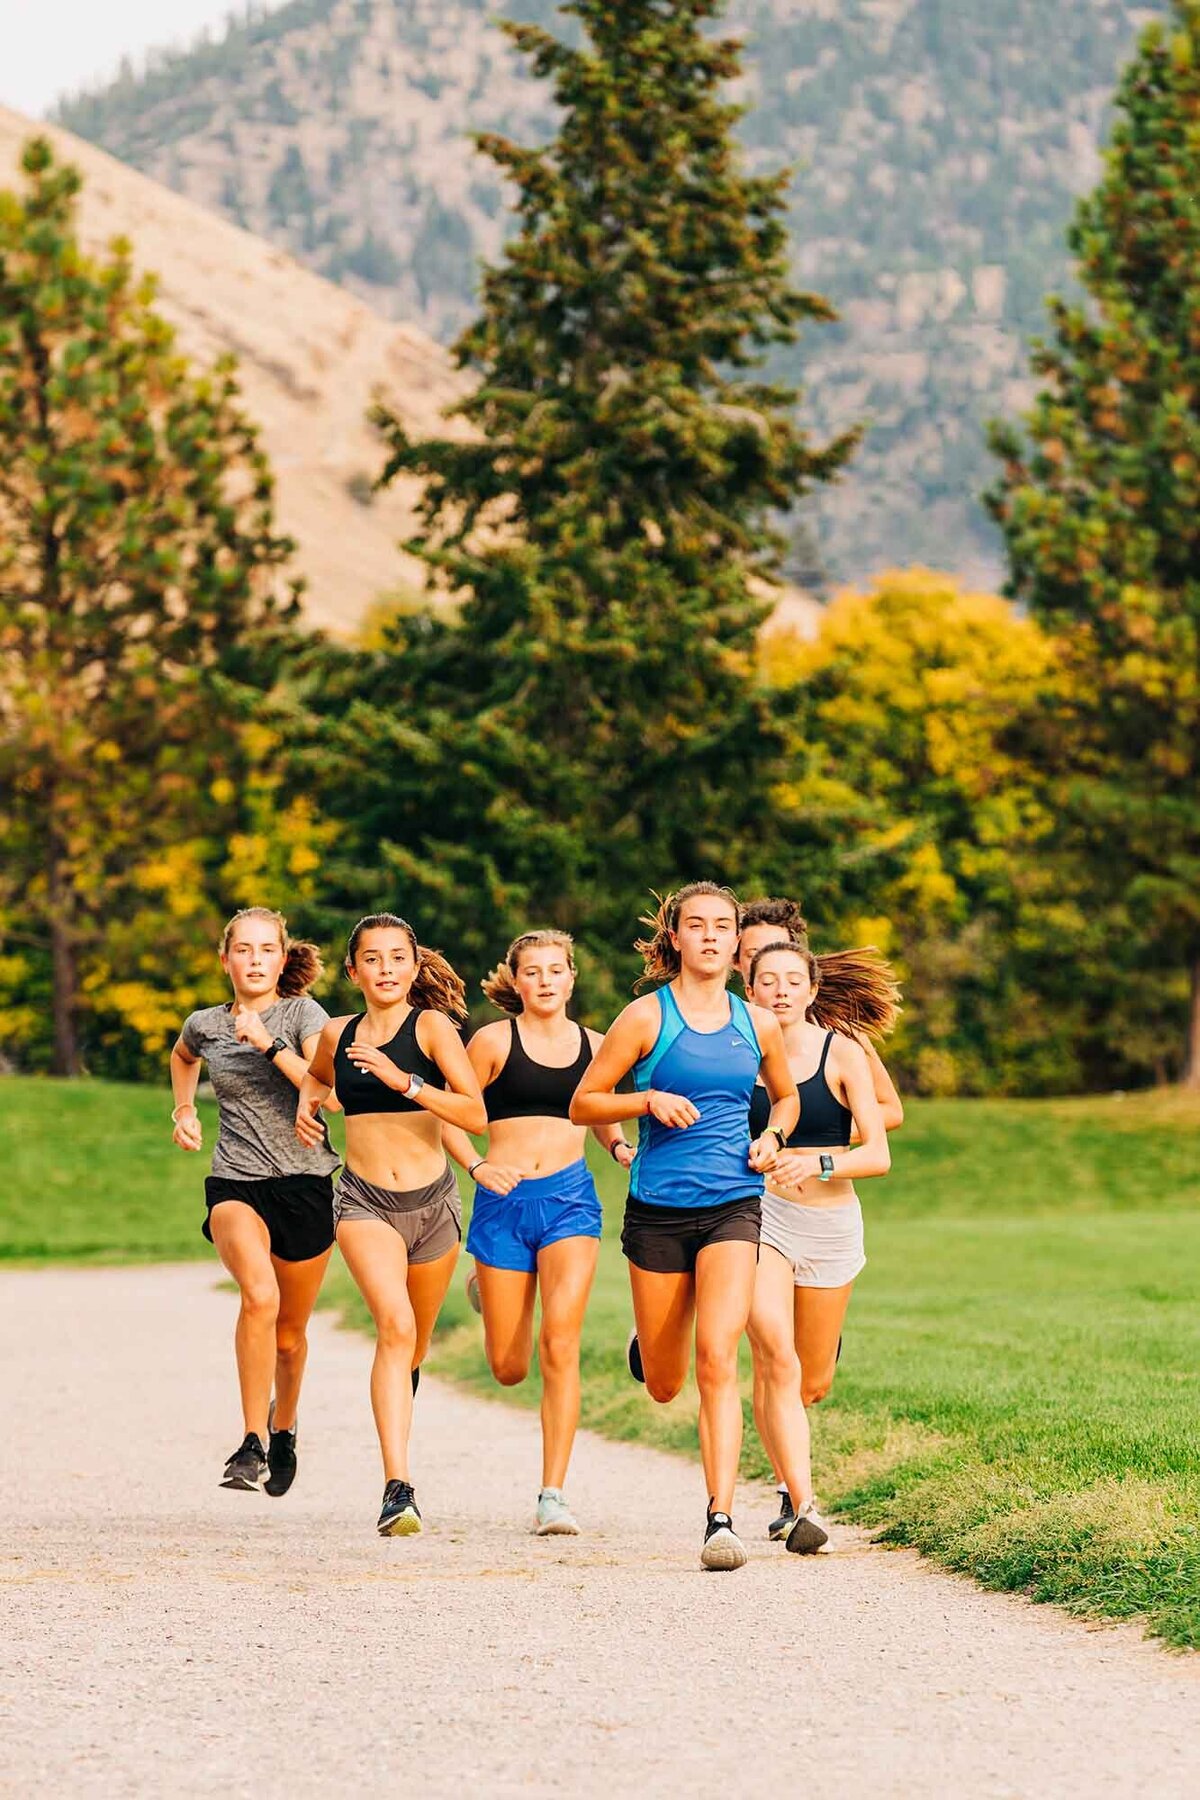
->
[[221, 1432, 267, 1491], [377, 1479, 422, 1537], [466, 1270, 482, 1314], [785, 1500, 830, 1555], [767, 1486, 795, 1541], [701, 1508, 747, 1571], [535, 1487, 580, 1535]]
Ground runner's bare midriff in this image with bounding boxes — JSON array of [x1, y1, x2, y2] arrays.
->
[[484, 1114, 590, 1179], [344, 1111, 447, 1190]]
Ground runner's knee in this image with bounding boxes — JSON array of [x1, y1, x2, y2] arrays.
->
[[240, 1281, 279, 1326], [537, 1321, 578, 1378], [802, 1372, 833, 1407], [694, 1338, 739, 1393], [376, 1309, 417, 1356], [645, 1368, 686, 1404], [489, 1346, 531, 1386], [275, 1322, 306, 1361]]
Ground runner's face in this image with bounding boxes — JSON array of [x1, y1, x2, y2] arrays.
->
[[671, 896, 739, 977], [747, 948, 813, 1022], [349, 929, 416, 1003], [221, 929, 285, 1000], [736, 922, 790, 983], [514, 950, 575, 1017]]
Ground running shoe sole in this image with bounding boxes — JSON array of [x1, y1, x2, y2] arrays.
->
[[466, 1271, 482, 1314], [535, 1516, 581, 1536], [767, 1513, 795, 1542], [700, 1527, 747, 1571], [378, 1509, 422, 1538], [626, 1329, 645, 1384], [785, 1513, 830, 1555], [220, 1468, 265, 1491]]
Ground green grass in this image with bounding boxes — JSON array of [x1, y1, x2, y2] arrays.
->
[[5, 1075, 1200, 1647]]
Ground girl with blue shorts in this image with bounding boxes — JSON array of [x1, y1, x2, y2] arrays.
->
[[443, 930, 633, 1536], [571, 884, 798, 1571]]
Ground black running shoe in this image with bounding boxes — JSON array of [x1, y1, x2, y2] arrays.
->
[[785, 1500, 830, 1556], [411, 1365, 421, 1396], [265, 1420, 298, 1498], [701, 1505, 747, 1571], [626, 1329, 645, 1384], [768, 1487, 796, 1541], [220, 1432, 267, 1491], [836, 1333, 843, 1365], [377, 1479, 422, 1537]]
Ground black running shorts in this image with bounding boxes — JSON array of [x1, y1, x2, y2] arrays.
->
[[203, 1173, 336, 1263], [621, 1193, 761, 1274]]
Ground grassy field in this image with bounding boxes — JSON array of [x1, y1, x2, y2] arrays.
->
[[4, 1076, 1199, 1648]]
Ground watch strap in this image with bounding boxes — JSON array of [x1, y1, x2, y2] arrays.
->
[[264, 1037, 288, 1062]]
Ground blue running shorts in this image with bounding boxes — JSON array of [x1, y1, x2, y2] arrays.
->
[[467, 1157, 602, 1272]]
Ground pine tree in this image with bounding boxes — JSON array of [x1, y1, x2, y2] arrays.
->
[[988, 4, 1200, 1085], [317, 0, 856, 1003], [0, 139, 299, 1073]]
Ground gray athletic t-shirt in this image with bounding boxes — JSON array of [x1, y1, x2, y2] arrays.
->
[[180, 996, 339, 1180]]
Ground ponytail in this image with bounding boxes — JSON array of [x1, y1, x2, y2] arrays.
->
[[810, 947, 901, 1041], [279, 941, 323, 998], [634, 882, 740, 990], [482, 930, 577, 1014], [345, 912, 467, 1022]]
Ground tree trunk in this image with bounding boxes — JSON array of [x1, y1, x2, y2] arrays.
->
[[1184, 954, 1200, 1091], [47, 829, 81, 1077]]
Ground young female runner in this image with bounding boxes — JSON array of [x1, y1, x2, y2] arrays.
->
[[170, 906, 337, 1496], [570, 883, 798, 1571], [443, 930, 634, 1536], [736, 897, 904, 1130], [744, 940, 892, 1550], [296, 914, 485, 1537]]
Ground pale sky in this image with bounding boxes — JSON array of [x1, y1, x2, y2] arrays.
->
[[1, 0, 254, 118]]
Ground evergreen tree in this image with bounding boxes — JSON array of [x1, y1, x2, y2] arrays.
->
[[313, 0, 856, 1006], [0, 139, 299, 1073], [988, 4, 1200, 1085]]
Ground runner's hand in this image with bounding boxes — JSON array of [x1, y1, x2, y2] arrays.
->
[[647, 1090, 700, 1129], [472, 1160, 523, 1196], [611, 1141, 636, 1172], [295, 1096, 326, 1148], [747, 1133, 779, 1173], [172, 1106, 202, 1151], [771, 1151, 820, 1192], [346, 1043, 412, 1091], [233, 1006, 273, 1051]]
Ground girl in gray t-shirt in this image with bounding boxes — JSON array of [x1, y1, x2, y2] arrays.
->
[[170, 906, 339, 1497]]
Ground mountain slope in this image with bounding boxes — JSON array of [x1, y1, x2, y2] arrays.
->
[[0, 103, 466, 635], [53, 0, 1165, 585]]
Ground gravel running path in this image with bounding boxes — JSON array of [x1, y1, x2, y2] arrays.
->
[[2, 1266, 1198, 1799]]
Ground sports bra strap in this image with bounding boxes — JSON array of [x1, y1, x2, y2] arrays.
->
[[817, 1030, 834, 1075]]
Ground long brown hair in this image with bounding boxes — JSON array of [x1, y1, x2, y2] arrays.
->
[[748, 939, 901, 1041], [345, 913, 468, 1021], [220, 907, 323, 998], [634, 882, 741, 989], [482, 930, 577, 1014]]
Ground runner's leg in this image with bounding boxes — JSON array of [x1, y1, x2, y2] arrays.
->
[[209, 1201, 278, 1444]]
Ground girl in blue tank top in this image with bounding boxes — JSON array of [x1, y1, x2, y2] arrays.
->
[[570, 882, 797, 1572]]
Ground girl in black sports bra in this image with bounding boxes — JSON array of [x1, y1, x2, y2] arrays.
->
[[442, 929, 632, 1538], [742, 940, 894, 1554], [297, 913, 485, 1539]]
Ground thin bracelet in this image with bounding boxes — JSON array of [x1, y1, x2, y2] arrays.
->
[[468, 1158, 486, 1178], [170, 1103, 196, 1122], [609, 1138, 630, 1161]]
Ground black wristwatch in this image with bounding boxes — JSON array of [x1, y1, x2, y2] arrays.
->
[[264, 1037, 288, 1062], [767, 1126, 787, 1152], [819, 1153, 835, 1181]]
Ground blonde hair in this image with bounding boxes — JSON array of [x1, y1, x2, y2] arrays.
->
[[481, 930, 577, 1014], [220, 907, 323, 998], [747, 939, 901, 1041], [345, 913, 468, 1021], [634, 882, 741, 989]]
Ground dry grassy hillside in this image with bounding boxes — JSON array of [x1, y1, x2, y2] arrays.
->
[[0, 105, 467, 636]]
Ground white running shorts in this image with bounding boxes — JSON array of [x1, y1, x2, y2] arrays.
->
[[759, 1190, 865, 1288]]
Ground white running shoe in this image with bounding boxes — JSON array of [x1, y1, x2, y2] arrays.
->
[[785, 1500, 830, 1555], [534, 1487, 580, 1535], [465, 1270, 482, 1314], [701, 1509, 747, 1571]]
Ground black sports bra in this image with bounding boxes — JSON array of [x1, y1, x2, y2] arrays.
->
[[334, 1010, 442, 1116], [484, 1018, 593, 1123], [748, 1031, 853, 1149]]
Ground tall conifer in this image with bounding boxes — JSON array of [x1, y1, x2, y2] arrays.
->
[[325, 0, 855, 996], [989, 4, 1200, 1084]]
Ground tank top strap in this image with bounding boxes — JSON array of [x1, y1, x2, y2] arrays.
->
[[729, 991, 761, 1060], [817, 1030, 834, 1077]]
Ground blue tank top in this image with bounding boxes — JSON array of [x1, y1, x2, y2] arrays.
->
[[628, 985, 763, 1211]]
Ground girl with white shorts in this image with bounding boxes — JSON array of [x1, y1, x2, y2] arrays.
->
[[744, 941, 893, 1551]]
